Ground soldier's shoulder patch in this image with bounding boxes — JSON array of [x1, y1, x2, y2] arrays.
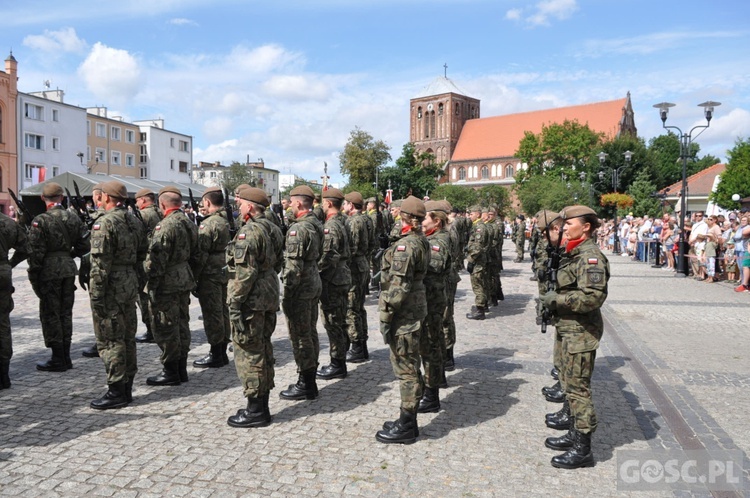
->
[[324, 228, 330, 234], [155, 225, 161, 231], [587, 268, 604, 284], [199, 224, 205, 230], [432, 245, 440, 252], [588, 258, 598, 264], [397, 245, 406, 252], [32, 221, 39, 228], [238, 233, 246, 240], [289, 230, 297, 236], [93, 224, 101, 231]]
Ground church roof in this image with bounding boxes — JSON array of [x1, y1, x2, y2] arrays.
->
[[414, 76, 473, 99], [451, 97, 629, 162]]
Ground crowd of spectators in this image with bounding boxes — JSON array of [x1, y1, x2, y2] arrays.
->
[[596, 208, 750, 292]]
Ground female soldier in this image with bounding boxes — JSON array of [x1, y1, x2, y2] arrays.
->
[[539, 205, 609, 469], [375, 196, 430, 444]]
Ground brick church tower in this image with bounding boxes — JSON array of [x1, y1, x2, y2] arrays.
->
[[410, 75, 480, 166]]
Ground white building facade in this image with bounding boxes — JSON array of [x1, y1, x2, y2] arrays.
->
[[134, 119, 192, 182], [192, 161, 281, 203]]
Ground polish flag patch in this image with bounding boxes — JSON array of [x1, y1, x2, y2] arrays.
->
[[289, 230, 297, 236], [32, 221, 39, 228], [588, 258, 598, 264], [432, 245, 440, 252], [155, 225, 161, 231], [324, 228, 330, 234], [93, 224, 101, 231], [238, 233, 246, 240], [397, 245, 406, 252]]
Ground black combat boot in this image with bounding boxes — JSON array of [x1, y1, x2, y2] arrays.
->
[[135, 329, 154, 343], [417, 386, 440, 413], [221, 342, 230, 365], [438, 370, 448, 389], [82, 344, 100, 358], [545, 400, 571, 430], [280, 371, 318, 400], [36, 346, 68, 372], [346, 341, 367, 363], [490, 294, 499, 307], [542, 380, 562, 397], [362, 340, 369, 360], [444, 348, 455, 371], [545, 427, 575, 451], [551, 367, 559, 380], [146, 361, 181, 386], [466, 306, 486, 320], [193, 344, 226, 368], [0, 360, 10, 389], [90, 381, 129, 410], [63, 343, 73, 369], [179, 356, 189, 382], [545, 383, 565, 403], [227, 395, 272, 428], [376, 409, 418, 444], [124, 378, 134, 403], [551, 430, 595, 469], [530, 274, 538, 281], [498, 286, 505, 301], [316, 358, 347, 380]]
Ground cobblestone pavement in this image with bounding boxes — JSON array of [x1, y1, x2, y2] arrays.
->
[[1, 246, 749, 496]]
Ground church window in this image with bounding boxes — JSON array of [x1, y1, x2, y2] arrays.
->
[[505, 164, 514, 178], [452, 167, 456, 180], [430, 111, 436, 139], [481, 166, 489, 180], [491, 164, 497, 177], [438, 103, 443, 116], [455, 103, 459, 115], [417, 107, 422, 119], [459, 167, 466, 180]]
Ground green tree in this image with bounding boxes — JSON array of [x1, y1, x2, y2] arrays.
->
[[516, 175, 580, 216], [645, 132, 709, 189], [342, 181, 377, 200], [689, 154, 721, 176], [338, 127, 391, 186], [476, 185, 511, 215], [379, 143, 444, 200], [711, 137, 750, 209], [280, 178, 322, 199], [627, 170, 661, 217], [431, 184, 478, 211], [221, 162, 255, 193]]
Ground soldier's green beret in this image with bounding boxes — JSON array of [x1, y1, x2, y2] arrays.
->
[[390, 199, 402, 208], [469, 204, 482, 213], [437, 200, 452, 213], [424, 200, 443, 213], [289, 185, 316, 199], [135, 188, 154, 199], [481, 206, 489, 214], [560, 205, 597, 220], [92, 183, 104, 193], [344, 191, 364, 205], [536, 209, 560, 230], [158, 186, 182, 198], [202, 186, 222, 198], [101, 181, 128, 200], [365, 197, 376, 204], [322, 188, 345, 200], [401, 195, 426, 218], [41, 182, 64, 198], [236, 184, 269, 207]]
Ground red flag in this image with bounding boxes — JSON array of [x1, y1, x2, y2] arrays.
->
[[385, 189, 392, 205]]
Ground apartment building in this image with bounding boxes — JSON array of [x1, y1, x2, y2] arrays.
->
[[192, 160, 280, 203], [134, 119, 192, 182], [0, 53, 19, 213], [85, 107, 140, 178]]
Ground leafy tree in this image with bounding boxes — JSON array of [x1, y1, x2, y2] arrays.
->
[[646, 132, 704, 189], [221, 162, 255, 193], [476, 185, 511, 215], [379, 143, 444, 200], [689, 154, 721, 176], [627, 170, 661, 217], [338, 127, 391, 186], [711, 137, 750, 209], [342, 181, 377, 200], [515, 175, 581, 216], [430, 184, 478, 211], [280, 178, 322, 199]]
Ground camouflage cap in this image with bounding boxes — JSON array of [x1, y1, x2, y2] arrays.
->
[[101, 180, 128, 199], [365, 197, 376, 204], [158, 186, 183, 198], [344, 191, 364, 205], [400, 195, 426, 218], [481, 206, 489, 214], [92, 182, 104, 193], [202, 186, 222, 198], [560, 205, 597, 220], [236, 184, 269, 206], [289, 185, 316, 199], [135, 188, 154, 199], [390, 199, 402, 208], [41, 182, 64, 198], [469, 204, 483, 213], [322, 187, 345, 200], [536, 209, 561, 230]]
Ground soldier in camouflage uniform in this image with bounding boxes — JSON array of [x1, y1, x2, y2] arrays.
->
[[540, 205, 609, 469], [528, 216, 541, 281], [513, 214, 527, 262], [192, 187, 232, 369], [28, 182, 90, 372], [88, 181, 147, 409], [342, 192, 371, 363], [0, 210, 29, 388], [442, 206, 464, 371], [484, 207, 504, 306], [144, 186, 200, 386], [417, 201, 452, 413], [388, 199, 402, 243], [375, 196, 429, 445], [81, 184, 105, 359], [279, 185, 324, 400], [134, 188, 163, 344], [465, 205, 490, 320], [226, 186, 281, 428], [316, 188, 352, 381]]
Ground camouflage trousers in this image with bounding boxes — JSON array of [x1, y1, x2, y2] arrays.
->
[[197, 276, 230, 346], [320, 283, 350, 361], [152, 292, 191, 364], [421, 302, 446, 388], [39, 277, 75, 349], [233, 309, 276, 398], [560, 330, 598, 434], [470, 267, 489, 308], [137, 291, 153, 334], [385, 317, 424, 412], [346, 267, 369, 342], [515, 241, 525, 260], [442, 278, 458, 350], [0, 274, 13, 363], [282, 297, 320, 374], [489, 263, 502, 299], [93, 301, 138, 385]]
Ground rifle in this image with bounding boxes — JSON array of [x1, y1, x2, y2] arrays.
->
[[187, 188, 202, 224], [8, 189, 33, 229], [540, 212, 562, 334], [223, 188, 237, 237], [72, 181, 94, 228]]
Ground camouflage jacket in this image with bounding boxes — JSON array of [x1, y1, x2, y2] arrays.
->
[[529, 225, 541, 256], [0, 213, 29, 269], [145, 209, 200, 295], [379, 228, 429, 323], [264, 207, 282, 230], [282, 211, 323, 300], [484, 219, 501, 264], [423, 228, 451, 307], [466, 219, 489, 268], [388, 216, 403, 243], [514, 222, 526, 244], [196, 210, 231, 282], [319, 212, 351, 288], [139, 204, 162, 236], [551, 237, 610, 343], [227, 217, 279, 312], [345, 211, 370, 272], [447, 221, 463, 280], [89, 206, 147, 308], [255, 215, 285, 275], [27, 205, 89, 284]]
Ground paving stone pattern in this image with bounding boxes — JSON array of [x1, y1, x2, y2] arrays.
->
[[1, 246, 748, 496]]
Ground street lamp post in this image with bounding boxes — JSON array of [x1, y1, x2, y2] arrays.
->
[[597, 151, 633, 254], [653, 101, 721, 277]]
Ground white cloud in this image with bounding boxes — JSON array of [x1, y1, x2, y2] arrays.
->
[[224, 44, 305, 74], [505, 8, 522, 21], [23, 27, 87, 54], [77, 43, 142, 104], [578, 31, 744, 58], [261, 75, 331, 102], [168, 18, 198, 26], [506, 0, 578, 27], [203, 117, 234, 141]]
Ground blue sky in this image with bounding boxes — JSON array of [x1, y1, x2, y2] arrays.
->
[[5, 0, 750, 185]]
